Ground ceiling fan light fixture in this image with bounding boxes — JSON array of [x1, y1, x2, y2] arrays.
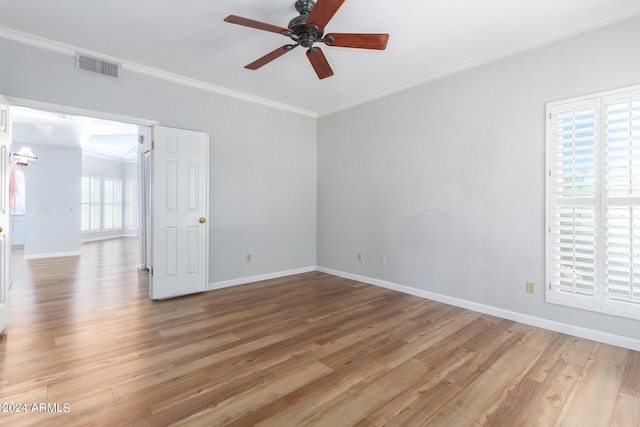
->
[[10, 147, 38, 167], [224, 0, 389, 79]]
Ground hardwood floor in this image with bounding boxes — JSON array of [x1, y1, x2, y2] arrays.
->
[[1, 238, 639, 426]]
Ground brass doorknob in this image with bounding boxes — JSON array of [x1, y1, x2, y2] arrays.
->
[[0, 226, 3, 233], [199, 217, 206, 224]]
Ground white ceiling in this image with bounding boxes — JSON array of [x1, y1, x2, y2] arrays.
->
[[0, 0, 639, 115], [11, 107, 139, 160]]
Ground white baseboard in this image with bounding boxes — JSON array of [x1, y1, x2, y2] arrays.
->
[[23, 251, 82, 260], [317, 266, 640, 352], [208, 266, 317, 291], [82, 234, 137, 243]]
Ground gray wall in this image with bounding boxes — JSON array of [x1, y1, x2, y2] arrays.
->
[[17, 143, 82, 257], [3, 14, 638, 342], [82, 154, 124, 178], [317, 15, 640, 341], [0, 37, 317, 283]]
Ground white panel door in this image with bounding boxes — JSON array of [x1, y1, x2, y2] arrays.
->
[[0, 95, 10, 332], [150, 126, 209, 299]]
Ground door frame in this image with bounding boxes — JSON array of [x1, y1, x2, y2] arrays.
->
[[0, 94, 11, 333], [6, 96, 159, 274]]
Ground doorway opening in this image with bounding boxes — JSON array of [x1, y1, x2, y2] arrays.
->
[[8, 104, 153, 284]]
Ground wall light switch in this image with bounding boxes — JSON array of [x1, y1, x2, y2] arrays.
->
[[527, 281, 536, 294]]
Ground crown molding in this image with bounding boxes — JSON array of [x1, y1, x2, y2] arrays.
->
[[317, 5, 640, 117], [2, 3, 639, 120], [0, 26, 317, 118], [82, 151, 137, 163]]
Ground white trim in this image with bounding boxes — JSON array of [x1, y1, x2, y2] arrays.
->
[[208, 266, 317, 292], [23, 251, 81, 260], [546, 83, 640, 107], [82, 234, 137, 243], [6, 96, 158, 127], [3, 4, 640, 119], [317, 266, 640, 352], [82, 151, 138, 163], [123, 61, 316, 119], [0, 27, 316, 119]]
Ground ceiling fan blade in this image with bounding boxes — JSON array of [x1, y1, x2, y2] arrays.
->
[[324, 33, 389, 50], [306, 0, 346, 32], [224, 15, 290, 35], [306, 47, 334, 79], [245, 45, 298, 70]]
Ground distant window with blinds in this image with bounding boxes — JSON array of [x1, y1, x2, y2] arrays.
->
[[103, 178, 123, 230], [546, 85, 640, 320], [81, 176, 123, 233], [81, 176, 101, 232]]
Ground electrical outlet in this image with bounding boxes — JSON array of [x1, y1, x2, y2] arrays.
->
[[527, 281, 536, 294], [246, 253, 252, 263], [357, 252, 363, 262], [379, 256, 386, 266]]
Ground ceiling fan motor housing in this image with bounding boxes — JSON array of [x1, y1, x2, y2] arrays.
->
[[289, 0, 323, 48], [294, 0, 315, 14]]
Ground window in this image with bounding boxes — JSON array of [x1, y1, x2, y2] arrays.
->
[[81, 176, 123, 232], [125, 179, 138, 230], [103, 178, 123, 230], [81, 176, 101, 232], [546, 85, 640, 320]]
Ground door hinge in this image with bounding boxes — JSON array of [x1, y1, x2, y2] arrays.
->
[[152, 140, 155, 149], [150, 267, 154, 276]]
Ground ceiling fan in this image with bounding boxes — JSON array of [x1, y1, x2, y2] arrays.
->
[[224, 0, 389, 79]]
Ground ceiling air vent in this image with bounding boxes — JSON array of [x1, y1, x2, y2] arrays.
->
[[75, 53, 121, 80]]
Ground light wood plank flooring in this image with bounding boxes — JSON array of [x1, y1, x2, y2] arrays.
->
[[1, 239, 639, 426]]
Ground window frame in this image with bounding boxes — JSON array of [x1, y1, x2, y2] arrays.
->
[[545, 84, 640, 321]]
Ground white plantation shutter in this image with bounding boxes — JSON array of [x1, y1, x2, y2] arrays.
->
[[548, 99, 598, 308], [606, 207, 640, 304], [547, 86, 640, 319], [606, 99, 640, 197], [603, 94, 640, 314], [103, 178, 123, 230], [81, 176, 101, 232], [553, 207, 596, 297], [554, 109, 597, 199], [82, 176, 123, 233]]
